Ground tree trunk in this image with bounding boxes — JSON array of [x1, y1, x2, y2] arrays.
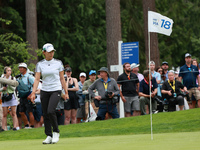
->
[[25, 0, 38, 65], [143, 0, 160, 68], [106, 0, 122, 80]]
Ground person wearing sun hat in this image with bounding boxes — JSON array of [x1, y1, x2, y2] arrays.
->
[[88, 67, 120, 120], [30, 43, 69, 144]]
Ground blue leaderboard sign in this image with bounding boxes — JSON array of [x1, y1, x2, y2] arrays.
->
[[121, 42, 139, 65]]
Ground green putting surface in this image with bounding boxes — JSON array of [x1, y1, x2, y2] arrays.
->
[[1, 131, 200, 150]]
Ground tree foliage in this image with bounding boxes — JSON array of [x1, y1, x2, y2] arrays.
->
[[0, 0, 200, 77]]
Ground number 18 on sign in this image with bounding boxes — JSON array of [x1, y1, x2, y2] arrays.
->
[[121, 42, 139, 65]]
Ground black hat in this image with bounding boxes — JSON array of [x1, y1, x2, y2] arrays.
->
[[162, 61, 168, 65]]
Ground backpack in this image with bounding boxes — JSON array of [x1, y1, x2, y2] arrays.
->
[[17, 75, 32, 98]]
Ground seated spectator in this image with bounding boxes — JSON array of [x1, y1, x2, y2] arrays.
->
[[161, 70, 187, 111], [139, 70, 158, 115]]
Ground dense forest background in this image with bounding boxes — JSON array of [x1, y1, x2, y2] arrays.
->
[[0, 0, 200, 78]]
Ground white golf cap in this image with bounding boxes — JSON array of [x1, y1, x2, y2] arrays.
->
[[79, 72, 86, 77], [185, 53, 191, 58], [43, 43, 56, 52], [131, 63, 140, 70], [18, 63, 27, 69]]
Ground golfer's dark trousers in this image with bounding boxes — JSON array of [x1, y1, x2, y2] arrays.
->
[[40, 90, 61, 137]]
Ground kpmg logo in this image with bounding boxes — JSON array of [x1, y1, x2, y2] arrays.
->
[[153, 18, 159, 26]]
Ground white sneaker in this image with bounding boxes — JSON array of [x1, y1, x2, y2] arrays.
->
[[43, 136, 52, 144], [52, 132, 60, 144]]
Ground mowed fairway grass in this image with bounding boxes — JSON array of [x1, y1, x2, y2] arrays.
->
[[1, 132, 200, 150], [0, 108, 200, 149]]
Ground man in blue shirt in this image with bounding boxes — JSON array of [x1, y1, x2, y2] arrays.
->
[[139, 70, 158, 115], [17, 63, 35, 128], [179, 53, 200, 108]]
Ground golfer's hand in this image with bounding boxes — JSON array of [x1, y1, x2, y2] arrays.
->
[[63, 93, 69, 100]]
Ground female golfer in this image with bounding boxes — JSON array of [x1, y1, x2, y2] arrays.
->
[[31, 43, 68, 144], [0, 66, 19, 131]]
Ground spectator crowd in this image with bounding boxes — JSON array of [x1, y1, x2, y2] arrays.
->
[[0, 52, 200, 132]]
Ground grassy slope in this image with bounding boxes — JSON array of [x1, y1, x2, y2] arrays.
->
[[0, 108, 200, 141]]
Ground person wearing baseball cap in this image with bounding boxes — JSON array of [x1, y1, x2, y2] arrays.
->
[[131, 63, 144, 82], [88, 67, 120, 120], [64, 66, 79, 125], [179, 53, 200, 109], [161, 61, 169, 80], [30, 43, 69, 144], [17, 62, 35, 130], [82, 70, 97, 92], [77, 72, 87, 123], [82, 70, 98, 116]]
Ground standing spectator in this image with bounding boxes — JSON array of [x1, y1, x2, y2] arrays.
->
[[33, 80, 43, 128], [149, 61, 161, 85], [88, 67, 120, 120], [0, 97, 2, 130], [161, 70, 187, 111], [161, 61, 169, 80], [82, 70, 98, 115], [17, 63, 35, 128], [179, 53, 200, 108], [131, 63, 144, 82], [31, 43, 68, 144], [191, 58, 200, 107], [174, 71, 179, 80], [77, 72, 86, 123], [0, 67, 19, 131], [64, 67, 79, 125], [139, 70, 158, 115], [156, 66, 164, 97], [191, 58, 200, 84], [117, 63, 140, 117]]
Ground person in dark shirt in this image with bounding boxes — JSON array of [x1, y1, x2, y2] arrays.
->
[[162, 70, 187, 111], [179, 53, 200, 108], [117, 63, 140, 117], [139, 70, 158, 115]]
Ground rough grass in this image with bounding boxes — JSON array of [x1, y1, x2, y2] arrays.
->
[[0, 108, 200, 141]]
